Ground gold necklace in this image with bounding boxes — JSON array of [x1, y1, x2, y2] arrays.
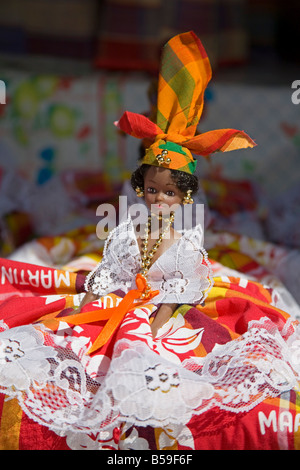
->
[[149, 211, 170, 221], [139, 211, 175, 299]]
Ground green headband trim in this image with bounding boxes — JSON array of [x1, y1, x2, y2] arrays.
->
[[158, 141, 187, 155]]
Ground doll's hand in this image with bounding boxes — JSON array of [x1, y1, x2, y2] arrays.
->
[[150, 303, 177, 337], [77, 291, 99, 313]]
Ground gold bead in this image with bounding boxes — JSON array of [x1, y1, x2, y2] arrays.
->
[[156, 154, 164, 164], [135, 186, 144, 197], [183, 190, 194, 205]]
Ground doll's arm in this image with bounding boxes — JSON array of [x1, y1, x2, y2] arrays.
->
[[78, 291, 99, 312], [150, 303, 177, 337]]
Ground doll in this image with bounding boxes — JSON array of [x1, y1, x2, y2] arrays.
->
[[77, 30, 256, 350]]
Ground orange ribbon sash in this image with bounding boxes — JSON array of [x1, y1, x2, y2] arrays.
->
[[58, 273, 158, 354]]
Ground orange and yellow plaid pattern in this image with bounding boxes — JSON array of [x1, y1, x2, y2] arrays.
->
[[116, 31, 256, 174]]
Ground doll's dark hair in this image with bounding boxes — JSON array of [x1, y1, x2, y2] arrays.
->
[[130, 164, 198, 195]]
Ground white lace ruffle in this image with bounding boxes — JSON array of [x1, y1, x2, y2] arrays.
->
[[84, 215, 213, 304], [84, 217, 141, 297], [149, 227, 212, 304], [0, 317, 300, 439], [100, 317, 300, 427]]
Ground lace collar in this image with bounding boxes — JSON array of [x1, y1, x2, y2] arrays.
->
[[108, 213, 205, 274], [86, 214, 212, 304]]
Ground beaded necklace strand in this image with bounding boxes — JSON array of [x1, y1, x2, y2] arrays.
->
[[139, 212, 175, 299]]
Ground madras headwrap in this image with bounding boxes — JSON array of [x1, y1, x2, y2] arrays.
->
[[116, 31, 256, 174]]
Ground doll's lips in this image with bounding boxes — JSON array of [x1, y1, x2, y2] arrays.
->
[[151, 203, 174, 215], [152, 204, 166, 212]]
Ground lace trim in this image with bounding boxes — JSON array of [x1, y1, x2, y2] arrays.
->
[[151, 245, 213, 304], [0, 317, 299, 437], [84, 215, 213, 304], [102, 317, 300, 426], [84, 216, 140, 297]]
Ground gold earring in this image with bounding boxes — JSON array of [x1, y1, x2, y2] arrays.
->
[[135, 186, 144, 197], [183, 190, 194, 205]]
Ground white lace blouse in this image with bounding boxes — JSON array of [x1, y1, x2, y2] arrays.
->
[[84, 215, 213, 305]]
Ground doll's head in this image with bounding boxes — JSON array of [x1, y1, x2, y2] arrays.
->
[[131, 164, 198, 215]]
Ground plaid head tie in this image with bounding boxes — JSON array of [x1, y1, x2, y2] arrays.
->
[[116, 31, 256, 174]]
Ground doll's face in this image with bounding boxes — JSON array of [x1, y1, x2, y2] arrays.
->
[[143, 166, 185, 216]]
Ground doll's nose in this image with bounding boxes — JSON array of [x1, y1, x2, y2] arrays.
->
[[155, 192, 164, 203]]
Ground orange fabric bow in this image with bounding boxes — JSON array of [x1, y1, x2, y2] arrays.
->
[[58, 274, 158, 354]]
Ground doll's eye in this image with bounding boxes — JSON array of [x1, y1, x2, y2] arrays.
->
[[166, 190, 175, 197], [147, 187, 156, 193]]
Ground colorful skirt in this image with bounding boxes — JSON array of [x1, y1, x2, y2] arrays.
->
[[0, 257, 300, 450]]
